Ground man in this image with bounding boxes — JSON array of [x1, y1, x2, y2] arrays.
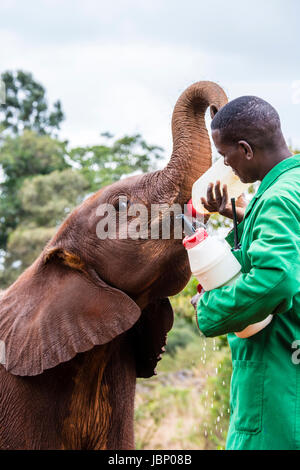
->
[[194, 96, 300, 450]]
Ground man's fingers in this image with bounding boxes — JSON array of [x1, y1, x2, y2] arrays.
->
[[203, 213, 210, 223], [236, 192, 247, 208], [201, 196, 209, 210], [214, 180, 222, 205], [219, 183, 229, 213], [191, 293, 201, 309], [222, 184, 228, 205], [206, 182, 214, 203]]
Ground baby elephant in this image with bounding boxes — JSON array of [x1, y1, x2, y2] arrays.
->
[[0, 81, 227, 449]]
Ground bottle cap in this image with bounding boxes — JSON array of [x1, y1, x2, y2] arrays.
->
[[197, 283, 204, 293], [182, 228, 208, 249], [187, 198, 204, 217]]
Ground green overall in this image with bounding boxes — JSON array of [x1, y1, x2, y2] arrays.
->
[[196, 154, 300, 450]]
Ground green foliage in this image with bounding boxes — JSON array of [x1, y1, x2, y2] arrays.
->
[[2, 226, 56, 285], [0, 70, 64, 136], [165, 316, 200, 357], [0, 130, 68, 181], [19, 169, 88, 227], [170, 277, 199, 323], [69, 133, 164, 191], [159, 334, 210, 373], [135, 380, 195, 450], [0, 130, 69, 249], [202, 341, 232, 449], [135, 332, 231, 450], [0, 168, 88, 287]]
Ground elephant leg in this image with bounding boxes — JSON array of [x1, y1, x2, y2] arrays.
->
[[103, 333, 137, 450]]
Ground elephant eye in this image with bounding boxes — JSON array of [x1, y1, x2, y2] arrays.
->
[[113, 196, 130, 211], [119, 200, 128, 210]]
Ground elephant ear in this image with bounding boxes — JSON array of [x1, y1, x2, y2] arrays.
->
[[130, 298, 174, 378], [0, 248, 141, 376]]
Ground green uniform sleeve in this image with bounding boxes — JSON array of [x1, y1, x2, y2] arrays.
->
[[197, 195, 300, 337]]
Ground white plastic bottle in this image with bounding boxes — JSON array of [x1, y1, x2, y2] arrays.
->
[[183, 228, 273, 338], [191, 157, 250, 214]]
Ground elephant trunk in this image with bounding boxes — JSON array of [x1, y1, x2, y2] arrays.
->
[[159, 81, 228, 205]]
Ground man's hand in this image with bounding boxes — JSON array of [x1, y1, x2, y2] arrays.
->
[[191, 293, 201, 310], [200, 181, 247, 222]]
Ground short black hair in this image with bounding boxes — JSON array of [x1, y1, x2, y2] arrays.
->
[[211, 96, 281, 149]]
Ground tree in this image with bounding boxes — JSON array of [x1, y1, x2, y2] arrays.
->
[[69, 133, 164, 191], [0, 70, 64, 136], [0, 169, 88, 287], [0, 130, 70, 249], [19, 169, 89, 227]]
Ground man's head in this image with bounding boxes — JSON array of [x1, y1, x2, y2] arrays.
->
[[211, 96, 286, 183]]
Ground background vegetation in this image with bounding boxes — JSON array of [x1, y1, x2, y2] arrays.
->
[[135, 280, 232, 450]]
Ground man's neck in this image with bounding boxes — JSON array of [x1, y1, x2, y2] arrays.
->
[[258, 146, 293, 181]]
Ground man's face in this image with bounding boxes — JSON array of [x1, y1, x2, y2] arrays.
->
[[212, 129, 256, 183]]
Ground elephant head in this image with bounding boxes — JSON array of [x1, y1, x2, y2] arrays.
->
[[0, 81, 227, 378]]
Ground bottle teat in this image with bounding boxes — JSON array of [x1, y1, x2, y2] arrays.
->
[[175, 214, 196, 237], [182, 227, 208, 250]]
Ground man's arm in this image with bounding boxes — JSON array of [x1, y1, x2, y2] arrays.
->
[[197, 195, 299, 337]]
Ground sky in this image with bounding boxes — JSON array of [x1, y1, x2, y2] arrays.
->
[[0, 0, 300, 166]]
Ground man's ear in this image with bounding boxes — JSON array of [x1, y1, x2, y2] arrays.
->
[[0, 247, 141, 376], [238, 140, 254, 160]]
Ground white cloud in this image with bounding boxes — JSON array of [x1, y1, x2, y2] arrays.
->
[[0, 33, 214, 161], [0, 0, 299, 164]]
